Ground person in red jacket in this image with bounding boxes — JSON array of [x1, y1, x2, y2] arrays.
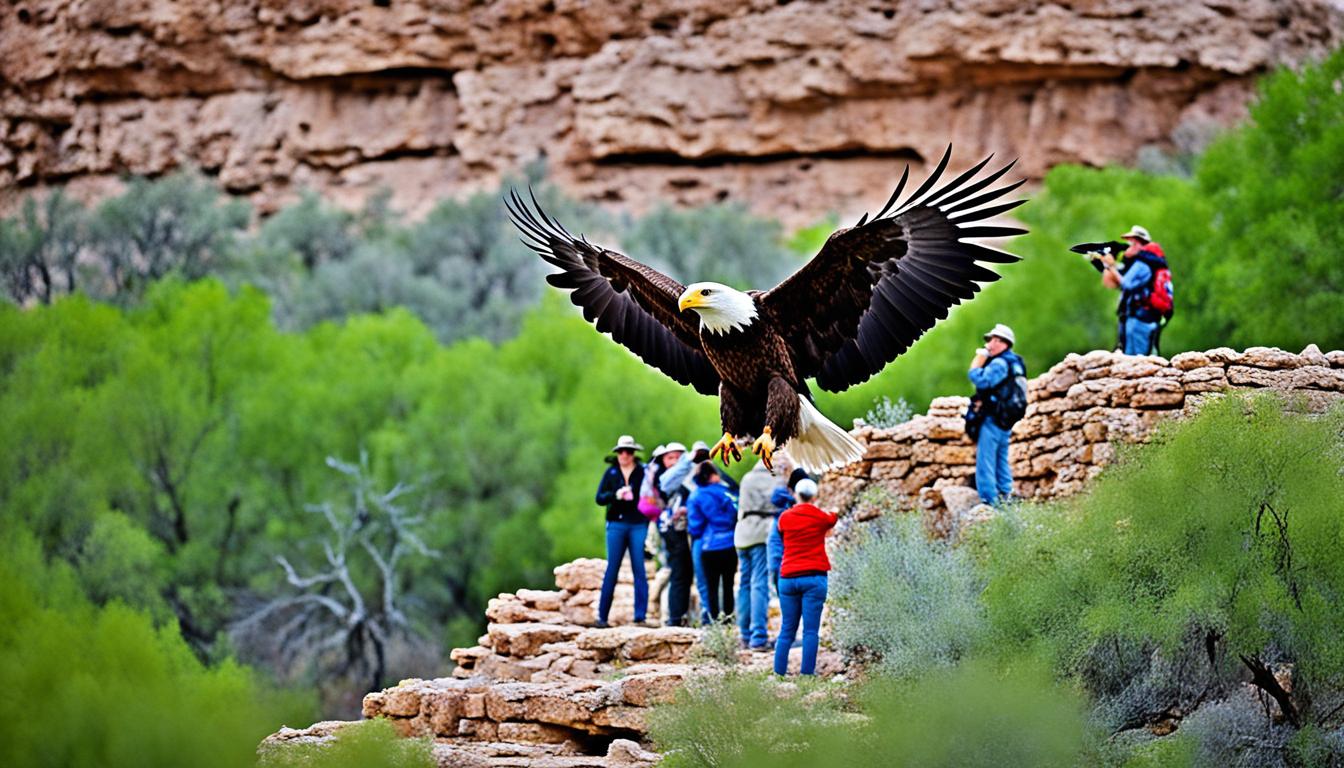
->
[[773, 478, 837, 675]]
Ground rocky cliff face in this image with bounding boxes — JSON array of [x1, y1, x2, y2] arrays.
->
[[4, 1, 1341, 224]]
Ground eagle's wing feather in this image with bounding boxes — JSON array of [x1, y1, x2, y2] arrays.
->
[[506, 190, 721, 396], [759, 147, 1026, 392]]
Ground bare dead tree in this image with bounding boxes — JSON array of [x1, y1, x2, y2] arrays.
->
[[231, 451, 439, 696]]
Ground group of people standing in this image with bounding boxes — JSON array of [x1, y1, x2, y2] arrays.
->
[[595, 435, 836, 676]]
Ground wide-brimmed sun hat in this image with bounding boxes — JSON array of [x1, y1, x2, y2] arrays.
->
[[610, 435, 643, 453], [663, 441, 688, 454], [983, 323, 1016, 346], [1121, 224, 1151, 242], [649, 444, 668, 460]]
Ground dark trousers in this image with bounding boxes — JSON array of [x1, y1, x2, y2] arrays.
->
[[662, 529, 693, 626], [701, 547, 737, 620]]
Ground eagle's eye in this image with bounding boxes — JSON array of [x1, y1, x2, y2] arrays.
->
[[700, 288, 711, 296]]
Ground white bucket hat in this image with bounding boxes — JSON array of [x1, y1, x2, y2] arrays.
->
[[663, 441, 688, 454], [649, 444, 668, 460], [983, 323, 1016, 346], [610, 435, 643, 453], [1121, 225, 1151, 242]]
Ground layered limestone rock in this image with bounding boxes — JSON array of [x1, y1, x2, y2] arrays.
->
[[820, 344, 1344, 535], [4, 1, 1341, 224]]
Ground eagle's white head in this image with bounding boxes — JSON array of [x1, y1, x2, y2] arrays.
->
[[677, 282, 759, 335]]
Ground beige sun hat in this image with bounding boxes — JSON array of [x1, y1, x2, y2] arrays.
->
[[610, 435, 644, 452], [983, 323, 1016, 346], [1121, 225, 1151, 242], [663, 441, 688, 454]]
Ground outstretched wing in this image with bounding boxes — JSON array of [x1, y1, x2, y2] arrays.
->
[[758, 147, 1026, 392], [506, 190, 721, 396]]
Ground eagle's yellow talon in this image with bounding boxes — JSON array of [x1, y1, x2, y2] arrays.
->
[[750, 427, 776, 471], [710, 432, 740, 466]]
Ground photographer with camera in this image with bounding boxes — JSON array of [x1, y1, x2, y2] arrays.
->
[[967, 324, 1028, 506], [1077, 225, 1173, 355]]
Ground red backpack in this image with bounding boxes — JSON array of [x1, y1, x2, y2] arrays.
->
[[1137, 245, 1174, 319]]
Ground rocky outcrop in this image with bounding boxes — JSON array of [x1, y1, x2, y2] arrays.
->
[[5, 1, 1341, 224], [263, 552, 842, 765], [821, 344, 1344, 536]]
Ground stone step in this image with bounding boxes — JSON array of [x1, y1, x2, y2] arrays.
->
[[362, 667, 691, 744]]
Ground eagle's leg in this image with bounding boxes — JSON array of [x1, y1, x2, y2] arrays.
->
[[761, 376, 801, 472], [709, 432, 743, 465], [750, 427, 776, 471]]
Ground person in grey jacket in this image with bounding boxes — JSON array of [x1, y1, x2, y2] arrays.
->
[[735, 460, 775, 650]]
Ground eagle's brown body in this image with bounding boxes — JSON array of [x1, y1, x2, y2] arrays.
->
[[699, 306, 805, 446], [507, 147, 1027, 472]]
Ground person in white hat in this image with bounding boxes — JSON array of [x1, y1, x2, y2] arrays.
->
[[1096, 224, 1171, 355], [594, 435, 650, 628], [645, 441, 694, 626], [968, 324, 1027, 506]]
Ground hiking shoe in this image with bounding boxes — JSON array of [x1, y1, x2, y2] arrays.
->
[[750, 642, 775, 653], [593, 620, 610, 629]]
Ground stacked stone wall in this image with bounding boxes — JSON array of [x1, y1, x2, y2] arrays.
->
[[819, 345, 1344, 530]]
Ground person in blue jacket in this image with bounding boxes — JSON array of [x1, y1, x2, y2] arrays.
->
[[686, 461, 739, 621], [968, 324, 1026, 506]]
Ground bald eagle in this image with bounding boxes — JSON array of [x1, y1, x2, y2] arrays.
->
[[507, 148, 1026, 473]]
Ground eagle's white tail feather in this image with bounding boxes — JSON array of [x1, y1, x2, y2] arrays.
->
[[786, 396, 866, 475]]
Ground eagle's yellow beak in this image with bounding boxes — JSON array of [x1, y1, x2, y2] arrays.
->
[[678, 293, 702, 312]]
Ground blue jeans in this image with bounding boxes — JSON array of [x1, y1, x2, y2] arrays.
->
[[736, 544, 770, 647], [975, 419, 1013, 505], [1125, 317, 1158, 355], [774, 574, 828, 675], [767, 518, 784, 596], [691, 536, 712, 624], [599, 520, 649, 623]]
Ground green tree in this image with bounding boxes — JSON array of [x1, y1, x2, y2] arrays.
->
[[0, 530, 313, 768]]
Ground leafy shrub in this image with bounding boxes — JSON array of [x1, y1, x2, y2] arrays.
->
[[979, 395, 1344, 734], [259, 719, 433, 768], [648, 671, 850, 768], [620, 202, 804, 290], [829, 516, 984, 678], [691, 617, 740, 666], [862, 395, 913, 429], [650, 662, 1088, 768]]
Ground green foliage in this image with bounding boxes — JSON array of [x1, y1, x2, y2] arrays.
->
[[90, 169, 251, 300], [0, 189, 85, 303], [862, 395, 912, 429], [979, 395, 1344, 727], [690, 617, 740, 665], [829, 517, 985, 678], [649, 672, 851, 768], [620, 202, 805, 290], [260, 719, 434, 768], [0, 530, 313, 768], [1182, 47, 1344, 350], [650, 662, 1089, 768], [0, 279, 720, 707]]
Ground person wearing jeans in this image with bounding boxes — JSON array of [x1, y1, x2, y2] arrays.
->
[[773, 479, 837, 676], [687, 462, 739, 621], [735, 460, 776, 650], [594, 435, 650, 627], [974, 419, 1014, 506]]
